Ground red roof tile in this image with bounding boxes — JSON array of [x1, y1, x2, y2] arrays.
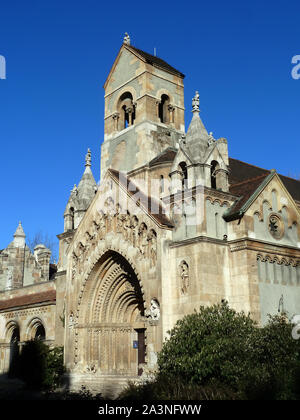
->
[[0, 290, 56, 311]]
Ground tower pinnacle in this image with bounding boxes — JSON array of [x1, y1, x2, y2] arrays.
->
[[85, 148, 91, 167], [192, 91, 200, 114], [123, 32, 130, 45], [13, 221, 26, 248]]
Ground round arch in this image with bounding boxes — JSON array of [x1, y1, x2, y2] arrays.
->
[[5, 320, 20, 342], [74, 249, 146, 376], [26, 318, 46, 341]]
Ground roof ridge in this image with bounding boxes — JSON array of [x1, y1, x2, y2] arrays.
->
[[229, 156, 300, 184], [230, 173, 269, 188], [278, 173, 300, 183], [126, 44, 185, 78], [229, 157, 270, 173]]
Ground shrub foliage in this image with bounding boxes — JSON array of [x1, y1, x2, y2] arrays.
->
[[18, 340, 64, 390], [157, 302, 300, 399], [120, 302, 300, 400]]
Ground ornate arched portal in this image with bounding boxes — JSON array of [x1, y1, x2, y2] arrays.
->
[[75, 250, 146, 376]]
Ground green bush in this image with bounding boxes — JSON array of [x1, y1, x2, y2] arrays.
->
[[156, 302, 300, 400], [18, 340, 64, 391], [118, 375, 236, 400]]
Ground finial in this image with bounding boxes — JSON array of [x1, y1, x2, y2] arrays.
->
[[71, 184, 78, 196], [192, 91, 200, 113], [123, 32, 130, 45], [85, 148, 91, 167]]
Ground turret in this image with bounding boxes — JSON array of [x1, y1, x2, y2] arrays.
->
[[170, 92, 229, 192], [64, 148, 97, 232]]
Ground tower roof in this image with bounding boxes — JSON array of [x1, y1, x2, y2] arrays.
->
[[12, 221, 26, 248], [104, 36, 185, 90], [126, 44, 185, 78], [66, 149, 97, 212], [182, 92, 212, 162], [76, 149, 97, 206], [13, 221, 25, 238]]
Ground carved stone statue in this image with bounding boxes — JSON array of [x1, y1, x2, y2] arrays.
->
[[123, 212, 131, 241], [138, 223, 148, 255], [148, 229, 157, 267], [116, 204, 124, 233], [130, 215, 139, 247], [179, 260, 189, 294], [146, 298, 160, 320]]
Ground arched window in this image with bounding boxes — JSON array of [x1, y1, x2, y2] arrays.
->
[[35, 324, 46, 341], [158, 94, 170, 123], [215, 212, 219, 238], [9, 325, 20, 378], [70, 207, 74, 230], [118, 92, 135, 130], [160, 175, 164, 194], [210, 160, 219, 189], [178, 162, 188, 189]]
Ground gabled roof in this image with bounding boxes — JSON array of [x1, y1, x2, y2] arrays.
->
[[104, 43, 184, 89], [149, 147, 177, 167], [224, 173, 272, 221], [229, 158, 300, 203], [108, 169, 174, 228], [225, 161, 300, 221], [127, 45, 185, 78]]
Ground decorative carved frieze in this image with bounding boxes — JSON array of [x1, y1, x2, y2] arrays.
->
[[71, 203, 158, 274]]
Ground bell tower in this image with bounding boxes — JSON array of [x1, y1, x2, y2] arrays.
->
[[100, 33, 185, 179]]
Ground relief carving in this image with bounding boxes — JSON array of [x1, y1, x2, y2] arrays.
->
[[138, 223, 148, 256], [71, 204, 158, 286]]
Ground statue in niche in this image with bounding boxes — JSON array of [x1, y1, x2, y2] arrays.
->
[[130, 215, 139, 247], [94, 211, 106, 239], [146, 298, 160, 320], [138, 223, 148, 255], [123, 212, 131, 241], [179, 260, 189, 294], [116, 204, 124, 233], [104, 197, 114, 231], [148, 229, 157, 267]]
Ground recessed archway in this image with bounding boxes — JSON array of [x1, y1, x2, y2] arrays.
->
[[6, 322, 20, 378], [76, 250, 146, 376]]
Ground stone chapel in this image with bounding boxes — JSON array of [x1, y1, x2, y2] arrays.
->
[[1, 33, 300, 397]]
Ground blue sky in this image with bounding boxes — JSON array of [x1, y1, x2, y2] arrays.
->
[[0, 0, 299, 255]]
